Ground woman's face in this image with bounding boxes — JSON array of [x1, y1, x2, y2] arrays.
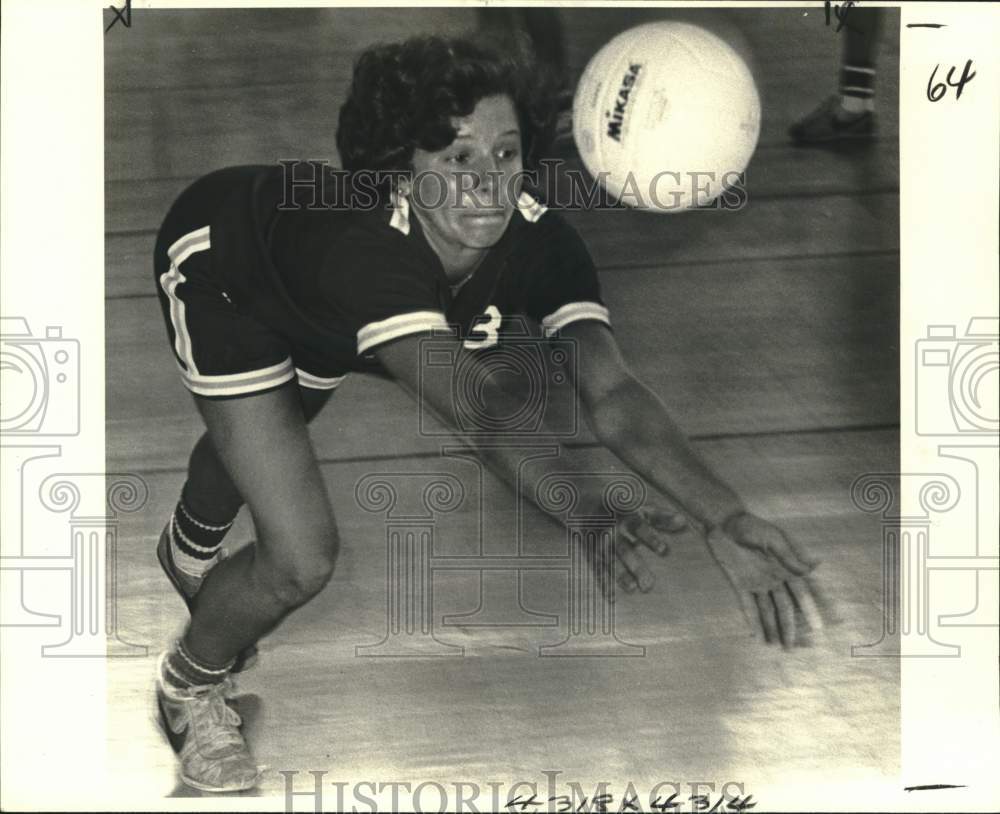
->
[[405, 94, 524, 272]]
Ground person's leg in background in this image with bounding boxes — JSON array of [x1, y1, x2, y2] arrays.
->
[[789, 7, 883, 144]]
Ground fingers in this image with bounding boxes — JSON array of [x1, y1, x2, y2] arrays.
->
[[708, 523, 830, 649], [734, 588, 762, 640], [627, 521, 669, 556], [784, 570, 842, 628], [621, 516, 665, 556], [614, 536, 655, 592], [753, 591, 781, 644], [642, 506, 688, 534], [804, 573, 844, 626], [584, 514, 669, 601], [770, 587, 797, 649], [785, 577, 823, 633], [582, 533, 650, 603], [740, 586, 808, 647], [622, 506, 688, 557], [617, 569, 637, 595]]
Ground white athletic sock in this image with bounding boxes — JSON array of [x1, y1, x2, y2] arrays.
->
[[840, 95, 874, 114]]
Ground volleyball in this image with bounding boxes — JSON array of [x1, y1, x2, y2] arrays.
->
[[572, 22, 762, 212]]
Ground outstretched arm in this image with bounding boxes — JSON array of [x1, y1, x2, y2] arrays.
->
[[374, 330, 681, 597], [561, 322, 745, 530], [561, 321, 836, 645]]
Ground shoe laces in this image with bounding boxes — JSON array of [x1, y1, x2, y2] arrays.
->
[[187, 678, 245, 751]]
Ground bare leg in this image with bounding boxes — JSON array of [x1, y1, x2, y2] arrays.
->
[[181, 385, 334, 524], [181, 383, 340, 664]]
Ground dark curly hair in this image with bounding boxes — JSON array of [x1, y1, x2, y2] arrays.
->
[[336, 34, 557, 185]]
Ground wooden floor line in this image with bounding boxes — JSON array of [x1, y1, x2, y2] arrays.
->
[[104, 248, 901, 303], [105, 173, 899, 194], [103, 191, 898, 220], [594, 247, 900, 274], [746, 185, 898, 201], [109, 79, 340, 95], [105, 189, 900, 243], [106, 228, 160, 239], [107, 158, 898, 189], [692, 421, 899, 442], [107, 174, 196, 187], [754, 136, 894, 152], [116, 422, 899, 477]]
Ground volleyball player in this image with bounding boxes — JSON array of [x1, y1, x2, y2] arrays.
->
[[153, 35, 833, 791]]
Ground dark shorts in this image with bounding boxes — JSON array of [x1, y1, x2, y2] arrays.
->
[[153, 170, 348, 399]]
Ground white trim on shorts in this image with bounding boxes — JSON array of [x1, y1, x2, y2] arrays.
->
[[357, 311, 451, 354], [179, 358, 297, 398], [540, 302, 612, 337], [159, 226, 212, 375], [167, 225, 211, 266], [295, 368, 348, 391], [161, 226, 349, 399]]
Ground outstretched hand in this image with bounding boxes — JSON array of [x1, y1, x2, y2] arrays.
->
[[706, 512, 841, 647], [585, 505, 688, 601]]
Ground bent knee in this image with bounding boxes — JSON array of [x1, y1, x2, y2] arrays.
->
[[261, 531, 339, 608]]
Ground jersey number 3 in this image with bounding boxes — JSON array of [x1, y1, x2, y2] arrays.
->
[[464, 305, 502, 350]]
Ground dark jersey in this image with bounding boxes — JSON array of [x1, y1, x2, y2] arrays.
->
[[206, 164, 611, 376]]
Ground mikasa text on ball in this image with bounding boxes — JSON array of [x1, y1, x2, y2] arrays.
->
[[572, 22, 762, 212]]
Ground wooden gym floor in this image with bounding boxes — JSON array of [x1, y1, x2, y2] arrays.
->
[[105, 7, 901, 808]]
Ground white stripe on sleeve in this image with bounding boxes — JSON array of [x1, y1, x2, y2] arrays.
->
[[540, 301, 611, 337], [356, 311, 451, 354]]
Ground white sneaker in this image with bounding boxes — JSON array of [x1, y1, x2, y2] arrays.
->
[[155, 653, 262, 792]]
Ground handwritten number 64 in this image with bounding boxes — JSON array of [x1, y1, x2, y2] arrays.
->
[[927, 60, 977, 102]]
